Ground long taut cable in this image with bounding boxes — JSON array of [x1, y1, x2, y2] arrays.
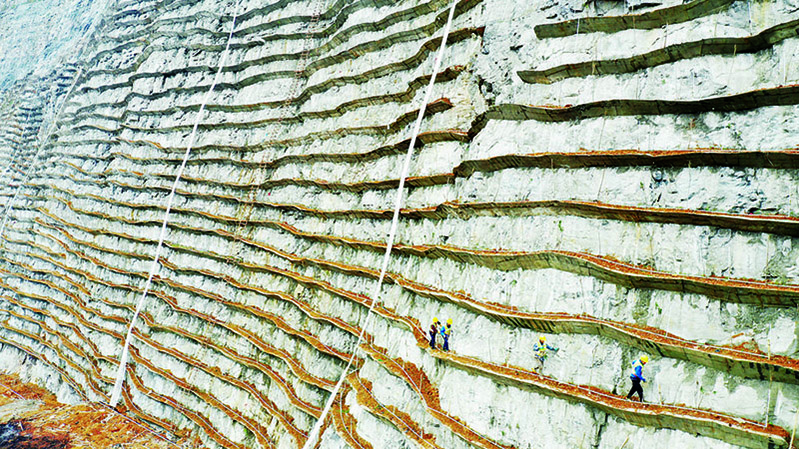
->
[[108, 0, 242, 407], [300, 1, 459, 446]]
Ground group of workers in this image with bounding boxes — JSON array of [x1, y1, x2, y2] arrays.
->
[[428, 319, 651, 402], [428, 317, 453, 351]]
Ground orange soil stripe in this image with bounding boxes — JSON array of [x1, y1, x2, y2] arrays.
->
[[347, 373, 442, 449], [5, 240, 324, 421], [330, 388, 373, 449], [24, 198, 799, 378], [28, 228, 340, 396], [22, 221, 340, 393], [14, 199, 799, 385]]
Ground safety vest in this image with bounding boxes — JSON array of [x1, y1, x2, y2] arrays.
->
[[533, 342, 553, 361]]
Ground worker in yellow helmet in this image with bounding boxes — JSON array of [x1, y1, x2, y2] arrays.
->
[[532, 336, 559, 373], [429, 317, 441, 349], [440, 318, 453, 352], [626, 355, 649, 402]]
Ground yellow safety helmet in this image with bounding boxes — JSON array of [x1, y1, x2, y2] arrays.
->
[[640, 355, 649, 364], [446, 318, 452, 325], [539, 336, 546, 342], [433, 317, 439, 323]]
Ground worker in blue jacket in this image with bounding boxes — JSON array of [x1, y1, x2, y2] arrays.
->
[[440, 319, 453, 351], [532, 336, 559, 373], [626, 355, 649, 402]]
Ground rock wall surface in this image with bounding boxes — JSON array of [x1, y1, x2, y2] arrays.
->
[[0, 0, 797, 448], [0, 0, 110, 91]]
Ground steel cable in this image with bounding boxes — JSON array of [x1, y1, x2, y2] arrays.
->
[[300, 1, 460, 447], [109, 0, 242, 407]]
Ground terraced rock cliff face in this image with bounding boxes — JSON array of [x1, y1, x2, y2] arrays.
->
[[0, 0, 798, 448]]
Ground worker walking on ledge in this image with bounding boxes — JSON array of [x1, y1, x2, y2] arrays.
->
[[627, 355, 649, 402], [532, 336, 559, 373], [429, 317, 441, 349], [441, 319, 453, 352]]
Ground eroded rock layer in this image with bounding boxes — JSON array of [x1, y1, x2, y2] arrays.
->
[[0, 0, 798, 448]]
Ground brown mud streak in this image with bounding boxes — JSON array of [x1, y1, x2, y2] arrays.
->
[[0, 335, 185, 445], [361, 345, 516, 449]]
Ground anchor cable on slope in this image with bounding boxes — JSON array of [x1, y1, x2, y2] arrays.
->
[[300, 1, 460, 447], [108, 0, 242, 407]]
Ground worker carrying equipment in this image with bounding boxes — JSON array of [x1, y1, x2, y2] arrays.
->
[[626, 356, 649, 402], [532, 336, 559, 373], [429, 318, 441, 349], [440, 319, 453, 352]]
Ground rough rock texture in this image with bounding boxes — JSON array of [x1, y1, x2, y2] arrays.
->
[[0, 0, 797, 448], [0, 0, 110, 90]]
